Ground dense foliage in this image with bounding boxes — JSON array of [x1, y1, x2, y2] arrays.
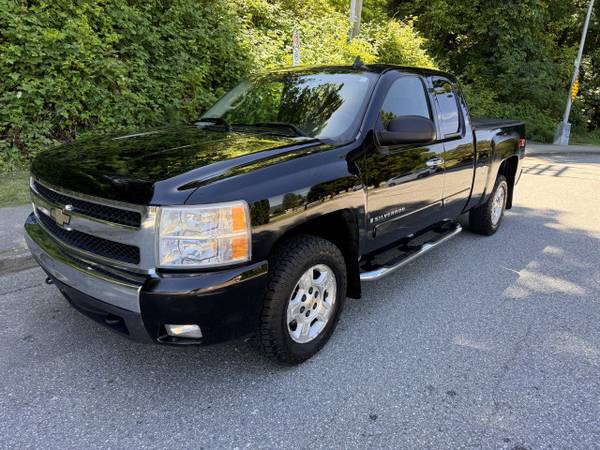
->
[[0, 0, 433, 171], [0, 0, 254, 171]]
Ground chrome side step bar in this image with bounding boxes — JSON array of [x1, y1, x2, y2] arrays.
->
[[360, 224, 463, 282]]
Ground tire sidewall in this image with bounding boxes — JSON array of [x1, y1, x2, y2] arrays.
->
[[489, 178, 508, 232]]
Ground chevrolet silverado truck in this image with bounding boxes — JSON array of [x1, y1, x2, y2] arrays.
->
[[25, 63, 525, 363]]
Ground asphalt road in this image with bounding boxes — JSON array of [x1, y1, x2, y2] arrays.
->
[[1, 153, 599, 449]]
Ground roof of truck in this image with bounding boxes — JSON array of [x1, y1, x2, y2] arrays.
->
[[266, 64, 457, 81]]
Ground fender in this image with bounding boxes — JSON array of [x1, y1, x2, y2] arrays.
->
[[184, 142, 369, 264], [479, 127, 523, 207]]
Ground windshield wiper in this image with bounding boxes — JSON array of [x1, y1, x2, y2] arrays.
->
[[232, 122, 308, 137], [196, 117, 231, 130]]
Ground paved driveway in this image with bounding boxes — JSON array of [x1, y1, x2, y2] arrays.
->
[[1, 154, 599, 449]]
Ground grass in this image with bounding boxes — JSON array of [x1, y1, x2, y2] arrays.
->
[[570, 129, 600, 146], [0, 171, 30, 208]]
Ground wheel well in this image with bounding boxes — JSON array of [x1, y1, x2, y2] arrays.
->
[[497, 156, 519, 209], [272, 210, 362, 299]]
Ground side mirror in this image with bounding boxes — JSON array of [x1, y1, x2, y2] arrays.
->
[[377, 115, 436, 146]]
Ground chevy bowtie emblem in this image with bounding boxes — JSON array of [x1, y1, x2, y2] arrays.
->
[[50, 207, 72, 227]]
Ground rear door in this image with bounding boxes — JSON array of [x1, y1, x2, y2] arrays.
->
[[430, 77, 475, 217], [365, 73, 445, 247]]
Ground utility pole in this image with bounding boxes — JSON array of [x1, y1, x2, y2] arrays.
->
[[292, 27, 301, 66], [348, 0, 364, 42], [554, 0, 595, 145]]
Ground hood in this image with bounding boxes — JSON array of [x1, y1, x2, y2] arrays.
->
[[31, 126, 322, 204]]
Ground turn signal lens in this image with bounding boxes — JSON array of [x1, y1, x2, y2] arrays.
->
[[231, 236, 249, 260], [231, 205, 247, 232]]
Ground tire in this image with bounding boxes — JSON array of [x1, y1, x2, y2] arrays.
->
[[258, 234, 347, 364], [469, 174, 509, 236]]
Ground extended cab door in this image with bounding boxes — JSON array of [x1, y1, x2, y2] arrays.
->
[[364, 73, 446, 248], [429, 77, 476, 217]]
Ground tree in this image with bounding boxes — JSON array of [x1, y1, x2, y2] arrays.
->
[[392, 0, 598, 141]]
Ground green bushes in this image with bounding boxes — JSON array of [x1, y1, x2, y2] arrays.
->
[[0, 0, 252, 171], [461, 83, 558, 143], [0, 0, 436, 172], [0, 0, 438, 171]]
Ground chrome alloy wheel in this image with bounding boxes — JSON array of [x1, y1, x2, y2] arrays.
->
[[287, 264, 337, 344], [491, 183, 507, 226]]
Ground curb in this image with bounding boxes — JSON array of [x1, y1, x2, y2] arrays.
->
[[0, 247, 36, 275], [526, 150, 600, 156], [526, 144, 600, 156]]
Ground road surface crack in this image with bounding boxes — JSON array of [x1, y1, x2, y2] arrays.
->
[[0, 283, 40, 297], [478, 321, 534, 447]]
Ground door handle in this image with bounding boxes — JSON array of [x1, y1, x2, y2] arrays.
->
[[426, 157, 444, 168]]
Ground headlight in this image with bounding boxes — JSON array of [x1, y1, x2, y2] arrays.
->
[[157, 201, 251, 268]]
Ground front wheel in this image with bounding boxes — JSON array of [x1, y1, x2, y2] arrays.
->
[[258, 235, 347, 364], [469, 174, 509, 236]]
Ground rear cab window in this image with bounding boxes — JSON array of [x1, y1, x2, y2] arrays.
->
[[431, 77, 462, 139]]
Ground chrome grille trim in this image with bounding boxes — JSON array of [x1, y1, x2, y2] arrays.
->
[[31, 178, 145, 216], [32, 180, 142, 227], [30, 177, 158, 272], [36, 208, 140, 264]]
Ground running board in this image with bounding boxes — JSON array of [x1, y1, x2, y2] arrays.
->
[[360, 223, 463, 282]]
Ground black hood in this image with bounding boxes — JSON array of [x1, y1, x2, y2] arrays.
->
[[31, 126, 322, 205]]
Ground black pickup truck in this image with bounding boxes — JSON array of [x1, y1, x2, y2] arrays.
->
[[25, 64, 525, 363]]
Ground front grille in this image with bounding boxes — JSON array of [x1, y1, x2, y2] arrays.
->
[[37, 209, 140, 264], [33, 181, 141, 228]]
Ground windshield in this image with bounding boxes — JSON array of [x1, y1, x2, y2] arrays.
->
[[199, 71, 377, 142]]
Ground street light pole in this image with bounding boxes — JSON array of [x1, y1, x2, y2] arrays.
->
[[554, 0, 595, 145]]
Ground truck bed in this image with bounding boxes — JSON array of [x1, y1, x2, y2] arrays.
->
[[472, 118, 525, 130]]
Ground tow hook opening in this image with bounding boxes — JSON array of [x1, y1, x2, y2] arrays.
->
[[104, 314, 123, 327], [45, 276, 54, 285]]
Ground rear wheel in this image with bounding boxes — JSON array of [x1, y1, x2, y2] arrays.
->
[[258, 235, 347, 364], [469, 174, 508, 236]]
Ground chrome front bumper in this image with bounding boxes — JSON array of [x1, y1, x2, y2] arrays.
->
[[24, 213, 144, 313]]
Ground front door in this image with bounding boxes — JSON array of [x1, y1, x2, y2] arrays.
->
[[364, 74, 445, 249]]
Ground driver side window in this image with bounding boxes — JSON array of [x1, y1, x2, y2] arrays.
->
[[380, 76, 431, 128]]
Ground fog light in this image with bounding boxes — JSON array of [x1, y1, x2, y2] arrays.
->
[[165, 324, 203, 339]]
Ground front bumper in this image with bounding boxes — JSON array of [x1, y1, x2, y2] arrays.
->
[[24, 213, 268, 345]]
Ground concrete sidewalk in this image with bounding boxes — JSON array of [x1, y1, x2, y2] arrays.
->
[[0, 205, 36, 274], [527, 142, 600, 155]]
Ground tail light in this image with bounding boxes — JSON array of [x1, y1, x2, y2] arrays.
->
[[519, 138, 526, 150]]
